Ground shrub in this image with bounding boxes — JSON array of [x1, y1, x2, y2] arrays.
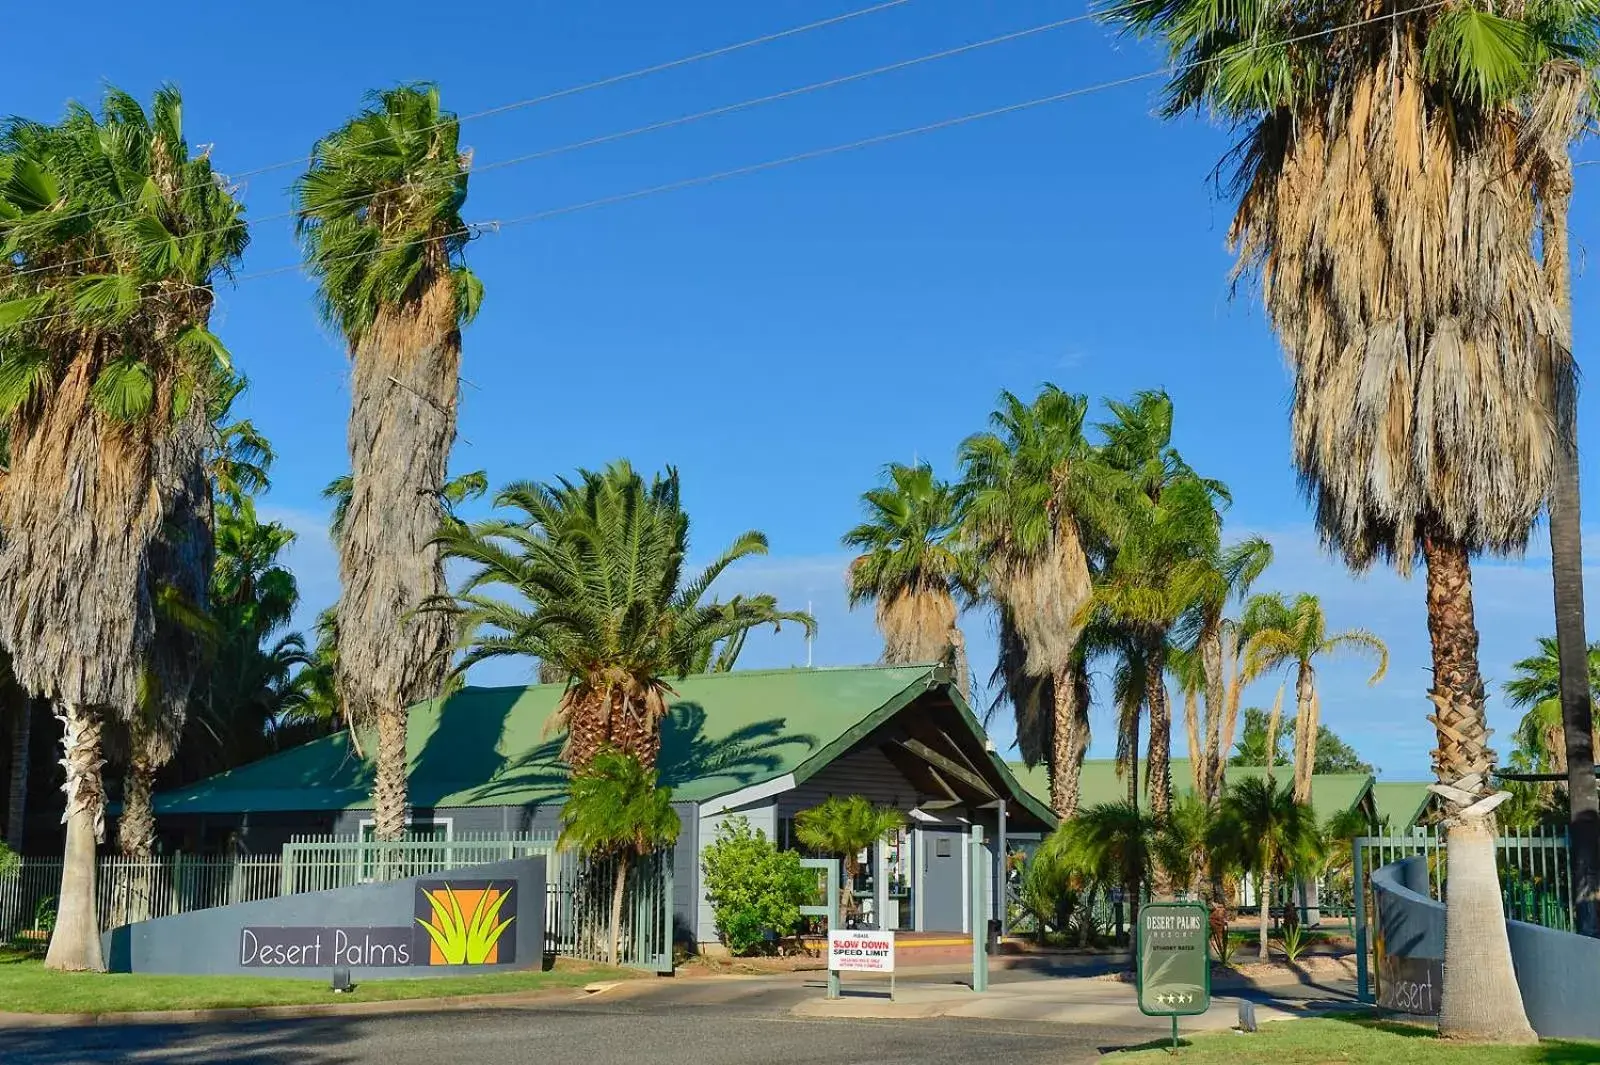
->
[[702, 817, 813, 955], [0, 843, 18, 881]]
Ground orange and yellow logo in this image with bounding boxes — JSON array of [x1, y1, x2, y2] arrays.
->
[[413, 881, 517, 966]]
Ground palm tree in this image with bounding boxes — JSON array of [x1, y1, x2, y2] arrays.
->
[[960, 387, 1117, 818], [1104, 0, 1588, 1038], [1080, 474, 1225, 818], [558, 749, 680, 965], [1210, 777, 1321, 962], [0, 87, 245, 970], [843, 463, 973, 697], [434, 463, 813, 769], [793, 795, 905, 920], [1065, 801, 1156, 932], [1153, 794, 1216, 898], [295, 85, 483, 842], [1184, 538, 1274, 808], [1505, 635, 1600, 779], [1242, 593, 1388, 804]]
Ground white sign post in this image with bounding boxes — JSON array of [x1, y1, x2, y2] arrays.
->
[[827, 929, 896, 999]]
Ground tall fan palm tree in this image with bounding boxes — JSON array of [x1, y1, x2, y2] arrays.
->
[[960, 386, 1116, 818], [0, 86, 245, 970], [434, 463, 814, 769], [1080, 474, 1226, 818], [1242, 593, 1388, 804], [295, 84, 483, 841], [1189, 539, 1274, 808], [1104, 0, 1595, 1037], [843, 463, 973, 697]]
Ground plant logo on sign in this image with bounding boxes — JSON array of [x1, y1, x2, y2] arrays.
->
[[413, 881, 516, 966]]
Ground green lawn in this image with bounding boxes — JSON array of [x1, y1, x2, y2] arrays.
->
[[1118, 1017, 1600, 1064], [0, 952, 639, 1014]]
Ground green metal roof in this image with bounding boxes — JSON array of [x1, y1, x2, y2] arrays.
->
[[1008, 758, 1376, 825], [1372, 781, 1433, 831], [158, 664, 1053, 824]]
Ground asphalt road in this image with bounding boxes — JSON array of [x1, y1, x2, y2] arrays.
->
[[4, 980, 1162, 1065]]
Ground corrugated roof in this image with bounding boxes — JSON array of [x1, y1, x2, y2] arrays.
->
[[1372, 781, 1433, 831], [157, 665, 1053, 824], [1008, 759, 1376, 824]]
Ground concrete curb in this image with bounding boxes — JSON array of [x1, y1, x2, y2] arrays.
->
[[0, 981, 627, 1029]]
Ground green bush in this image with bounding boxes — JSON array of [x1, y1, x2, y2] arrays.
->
[[0, 843, 18, 881], [701, 817, 813, 955]]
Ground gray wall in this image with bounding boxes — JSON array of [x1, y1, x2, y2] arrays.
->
[[104, 857, 546, 981], [776, 745, 933, 820], [1373, 855, 1600, 1039]]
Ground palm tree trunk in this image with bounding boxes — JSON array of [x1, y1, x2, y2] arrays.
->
[[1145, 646, 1172, 819], [949, 623, 971, 707], [1257, 867, 1272, 963], [1292, 664, 1316, 804], [609, 852, 628, 967], [1420, 531, 1536, 1043], [1049, 664, 1089, 818], [1184, 687, 1204, 797], [44, 703, 105, 972], [5, 695, 30, 852], [337, 281, 461, 841], [1217, 633, 1246, 805], [373, 709, 411, 843], [1200, 623, 1225, 806], [117, 748, 156, 862], [1542, 154, 1600, 938]]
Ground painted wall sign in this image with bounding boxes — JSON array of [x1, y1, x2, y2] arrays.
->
[[1376, 947, 1442, 1015], [828, 929, 895, 972], [1136, 902, 1211, 1017], [105, 858, 543, 980]]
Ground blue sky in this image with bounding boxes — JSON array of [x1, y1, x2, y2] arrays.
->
[[12, 0, 1600, 781]]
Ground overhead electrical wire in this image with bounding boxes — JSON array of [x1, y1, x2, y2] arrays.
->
[[9, 0, 919, 236], [5, 9, 1107, 283], [0, 1, 1452, 333]]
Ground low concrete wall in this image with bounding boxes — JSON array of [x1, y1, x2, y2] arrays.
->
[[1373, 856, 1600, 1039], [104, 857, 545, 981]]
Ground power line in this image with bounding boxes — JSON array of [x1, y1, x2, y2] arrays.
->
[[6, 10, 1100, 283], [0, 1, 1456, 331], [6, 0, 917, 237]]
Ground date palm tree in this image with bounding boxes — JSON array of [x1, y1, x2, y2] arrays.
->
[[793, 795, 905, 920], [558, 749, 680, 965], [1103, 0, 1596, 1037], [294, 84, 483, 841], [434, 463, 814, 769], [0, 86, 245, 970], [843, 463, 973, 698], [960, 386, 1117, 818], [1242, 593, 1388, 804]]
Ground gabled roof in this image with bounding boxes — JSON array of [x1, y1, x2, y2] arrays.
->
[[1008, 758, 1376, 825], [1372, 780, 1434, 831], [158, 665, 1054, 826]]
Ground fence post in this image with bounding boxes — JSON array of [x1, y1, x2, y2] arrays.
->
[[1353, 837, 1370, 1004], [970, 825, 988, 993]]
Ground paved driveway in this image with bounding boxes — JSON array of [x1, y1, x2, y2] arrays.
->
[[5, 1001, 1158, 1065]]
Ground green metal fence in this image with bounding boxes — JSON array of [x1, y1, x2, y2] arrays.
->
[[2, 834, 676, 974], [0, 855, 282, 939], [1352, 827, 1572, 1002]]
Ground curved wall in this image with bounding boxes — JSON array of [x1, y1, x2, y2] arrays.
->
[[1373, 856, 1600, 1040]]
